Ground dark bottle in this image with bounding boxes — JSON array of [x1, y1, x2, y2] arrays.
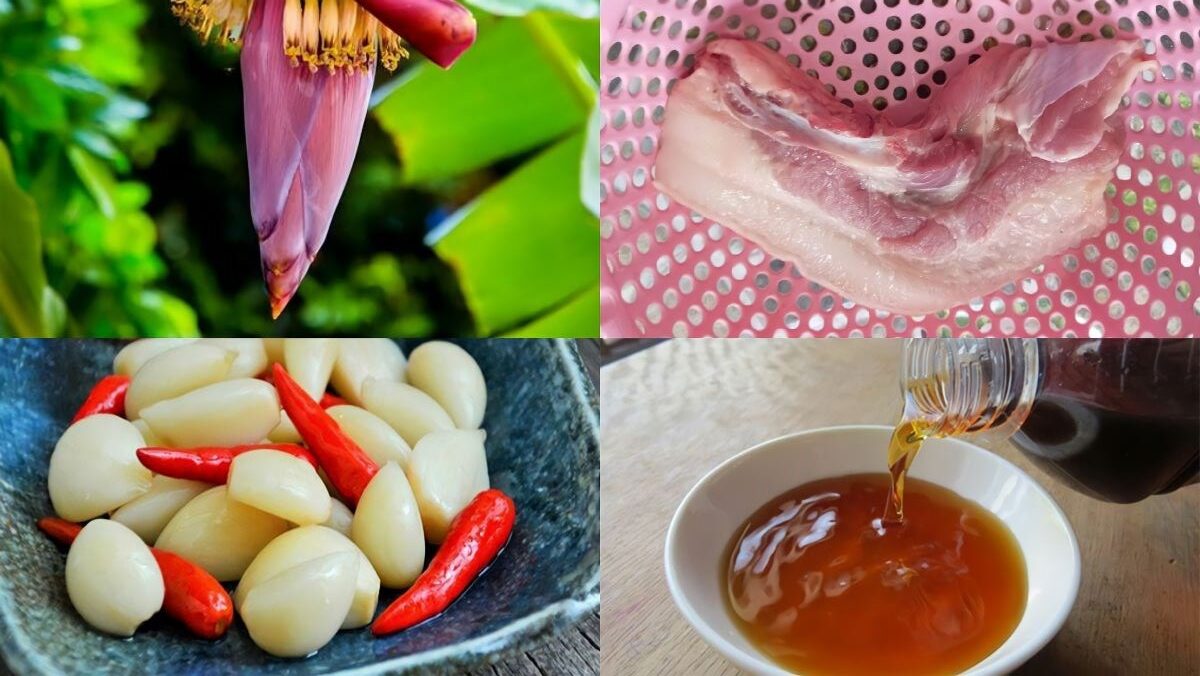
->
[[899, 339, 1199, 503]]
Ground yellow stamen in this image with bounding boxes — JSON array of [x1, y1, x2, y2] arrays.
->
[[283, 0, 302, 63], [379, 27, 407, 72], [318, 0, 340, 69], [301, 0, 321, 71], [337, 0, 359, 68], [355, 11, 378, 71], [168, 0, 405, 72]]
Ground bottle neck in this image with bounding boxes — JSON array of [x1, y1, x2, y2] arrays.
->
[[899, 339, 1041, 441]]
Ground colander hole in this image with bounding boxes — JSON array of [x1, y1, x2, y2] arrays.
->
[[913, 36, 929, 51], [915, 59, 929, 73], [692, 0, 707, 15], [912, 12, 927, 27], [978, 5, 993, 20], [935, 19, 951, 35]]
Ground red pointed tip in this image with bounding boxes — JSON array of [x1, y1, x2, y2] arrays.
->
[[269, 295, 289, 320], [264, 267, 299, 319]]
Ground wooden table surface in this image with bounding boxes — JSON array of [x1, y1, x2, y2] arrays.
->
[[600, 339, 1199, 675]]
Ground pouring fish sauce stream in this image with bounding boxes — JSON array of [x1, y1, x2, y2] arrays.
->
[[726, 339, 1200, 675]]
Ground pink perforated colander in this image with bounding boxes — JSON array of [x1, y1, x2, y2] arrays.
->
[[600, 0, 1200, 338]]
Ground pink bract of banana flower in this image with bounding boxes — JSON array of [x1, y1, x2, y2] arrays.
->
[[169, 0, 477, 317]]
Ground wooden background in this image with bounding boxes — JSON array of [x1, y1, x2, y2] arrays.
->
[[600, 339, 1199, 675]]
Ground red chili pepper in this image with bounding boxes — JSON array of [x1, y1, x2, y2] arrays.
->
[[261, 368, 344, 408], [151, 549, 234, 639], [136, 443, 317, 484], [372, 489, 515, 636], [71, 375, 130, 422], [319, 392, 348, 408], [36, 517, 234, 639], [272, 363, 378, 507]]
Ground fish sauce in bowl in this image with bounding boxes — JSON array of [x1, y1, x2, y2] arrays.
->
[[724, 471, 1027, 675]]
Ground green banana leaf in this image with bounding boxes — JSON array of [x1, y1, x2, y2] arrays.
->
[[503, 283, 598, 336], [372, 13, 598, 185], [429, 131, 597, 335], [0, 139, 57, 336], [467, 0, 598, 18]]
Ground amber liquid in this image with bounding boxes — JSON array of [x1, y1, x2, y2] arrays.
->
[[725, 474, 1027, 676], [885, 419, 935, 523]]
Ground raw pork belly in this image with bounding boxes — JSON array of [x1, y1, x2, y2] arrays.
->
[[654, 39, 1154, 315]]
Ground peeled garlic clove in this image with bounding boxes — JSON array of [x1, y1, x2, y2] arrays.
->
[[155, 486, 290, 581], [124, 343, 236, 419], [113, 338, 197, 377], [132, 418, 165, 447], [351, 462, 426, 587], [112, 476, 211, 543], [329, 339, 406, 405], [322, 498, 354, 538], [66, 519, 164, 636], [235, 525, 380, 630], [407, 341, 487, 429], [263, 338, 286, 366], [240, 551, 358, 657], [199, 338, 269, 378], [361, 379, 455, 448], [140, 379, 280, 448], [327, 405, 412, 470], [227, 449, 331, 525], [48, 414, 151, 522], [407, 430, 490, 544], [284, 338, 339, 400], [267, 410, 303, 444]]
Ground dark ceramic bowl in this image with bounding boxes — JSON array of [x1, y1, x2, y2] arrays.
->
[[0, 339, 598, 675]]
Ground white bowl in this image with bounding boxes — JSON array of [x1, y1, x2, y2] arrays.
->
[[664, 425, 1080, 676]]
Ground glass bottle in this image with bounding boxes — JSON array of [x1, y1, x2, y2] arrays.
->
[[899, 338, 1199, 503]]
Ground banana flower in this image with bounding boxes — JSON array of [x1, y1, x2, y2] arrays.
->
[[170, 0, 475, 316]]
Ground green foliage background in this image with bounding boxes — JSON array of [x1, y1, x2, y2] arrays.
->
[[0, 0, 599, 337]]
